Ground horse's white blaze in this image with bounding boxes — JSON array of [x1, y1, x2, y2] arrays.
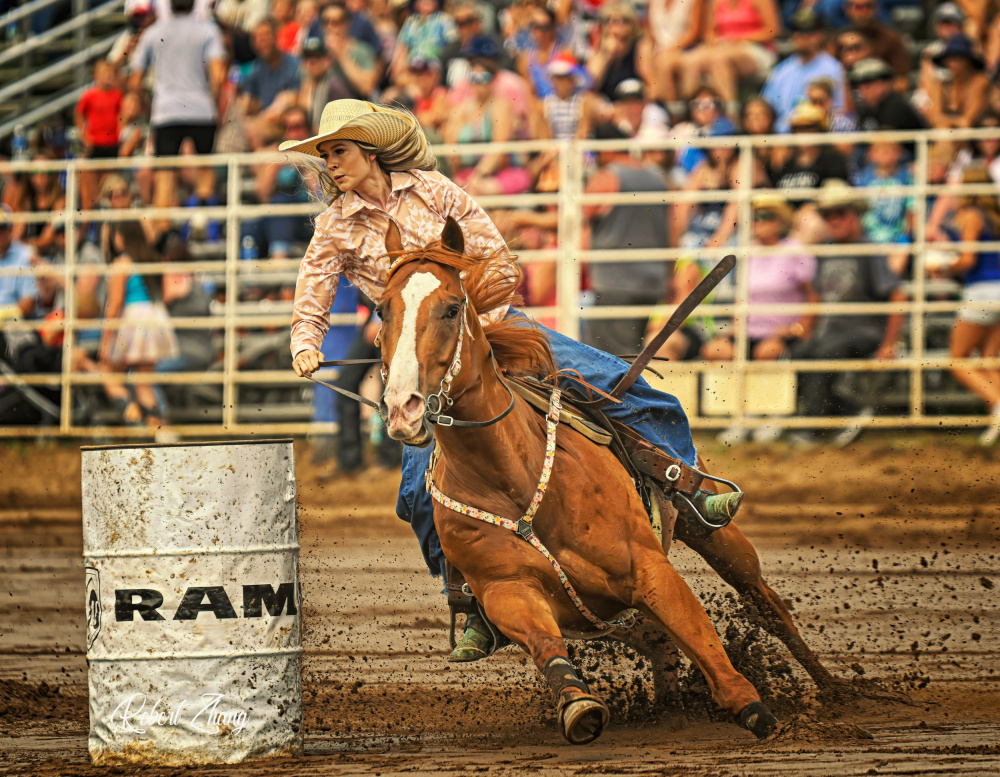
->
[[386, 272, 441, 401]]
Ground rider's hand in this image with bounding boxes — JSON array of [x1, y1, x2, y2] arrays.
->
[[293, 349, 324, 377]]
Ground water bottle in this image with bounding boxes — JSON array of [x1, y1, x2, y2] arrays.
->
[[240, 235, 259, 261], [12, 125, 28, 161]]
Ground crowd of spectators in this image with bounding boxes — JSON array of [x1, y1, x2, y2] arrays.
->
[[4, 0, 1000, 450]]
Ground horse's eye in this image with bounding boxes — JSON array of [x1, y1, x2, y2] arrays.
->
[[374, 305, 384, 319], [444, 305, 460, 320]]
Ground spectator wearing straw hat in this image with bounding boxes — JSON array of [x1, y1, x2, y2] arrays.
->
[[787, 179, 905, 447], [762, 8, 847, 133]]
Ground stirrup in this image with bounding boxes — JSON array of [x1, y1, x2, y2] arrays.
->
[[448, 613, 509, 662], [673, 489, 743, 538]]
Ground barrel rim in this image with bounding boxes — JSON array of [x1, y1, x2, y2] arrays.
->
[[81, 438, 295, 452]]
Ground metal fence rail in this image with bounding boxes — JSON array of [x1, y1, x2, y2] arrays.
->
[[2, 128, 1000, 438]]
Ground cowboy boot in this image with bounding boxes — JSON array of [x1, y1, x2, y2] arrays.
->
[[448, 613, 511, 662], [672, 489, 744, 538]]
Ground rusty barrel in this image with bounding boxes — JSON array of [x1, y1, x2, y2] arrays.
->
[[81, 439, 303, 765]]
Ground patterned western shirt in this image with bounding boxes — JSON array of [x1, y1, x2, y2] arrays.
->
[[290, 169, 509, 357]]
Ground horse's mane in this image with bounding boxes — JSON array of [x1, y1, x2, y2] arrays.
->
[[386, 244, 557, 382]]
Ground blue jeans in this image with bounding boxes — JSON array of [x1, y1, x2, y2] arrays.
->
[[396, 311, 698, 577]]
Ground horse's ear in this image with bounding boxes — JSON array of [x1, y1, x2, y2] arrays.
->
[[441, 216, 465, 255], [385, 219, 403, 255]]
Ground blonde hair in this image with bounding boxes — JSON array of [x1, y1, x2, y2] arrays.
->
[[306, 106, 437, 204], [959, 164, 1000, 235]]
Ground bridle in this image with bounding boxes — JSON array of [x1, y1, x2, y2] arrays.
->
[[380, 292, 517, 438]]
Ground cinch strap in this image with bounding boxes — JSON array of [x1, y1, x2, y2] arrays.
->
[[425, 389, 611, 631]]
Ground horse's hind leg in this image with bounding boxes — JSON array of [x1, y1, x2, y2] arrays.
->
[[476, 581, 610, 745], [675, 520, 837, 691], [631, 549, 778, 738]]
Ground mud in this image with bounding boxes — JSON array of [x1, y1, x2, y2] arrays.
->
[[1, 433, 1000, 775]]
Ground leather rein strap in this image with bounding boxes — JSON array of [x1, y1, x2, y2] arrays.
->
[[605, 254, 737, 404]]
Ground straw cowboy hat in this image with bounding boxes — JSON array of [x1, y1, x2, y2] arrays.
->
[[816, 179, 869, 214], [279, 99, 419, 158], [751, 194, 794, 228]]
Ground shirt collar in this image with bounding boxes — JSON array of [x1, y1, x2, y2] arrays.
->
[[339, 172, 418, 217]]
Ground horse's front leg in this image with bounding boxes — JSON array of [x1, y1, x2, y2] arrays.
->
[[675, 520, 838, 692], [474, 578, 610, 745], [606, 616, 681, 708]]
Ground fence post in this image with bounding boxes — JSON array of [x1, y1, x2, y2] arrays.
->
[[556, 139, 583, 341], [222, 156, 240, 430], [731, 138, 754, 429], [60, 158, 79, 433], [909, 134, 928, 420]]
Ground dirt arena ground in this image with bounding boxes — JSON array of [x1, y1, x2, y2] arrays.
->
[[1, 432, 999, 776]]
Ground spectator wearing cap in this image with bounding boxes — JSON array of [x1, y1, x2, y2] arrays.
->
[[390, 0, 458, 83], [787, 179, 905, 446], [836, 0, 909, 91], [108, 0, 157, 72], [299, 37, 334, 131], [128, 0, 227, 236], [702, 193, 818, 445], [608, 79, 672, 158], [850, 57, 925, 134], [440, 1, 506, 89], [919, 3, 967, 98], [587, 1, 650, 103], [769, 103, 849, 196], [582, 122, 672, 357], [240, 19, 303, 149], [530, 53, 595, 139], [677, 0, 781, 110], [923, 34, 989, 130], [762, 8, 847, 133], [648, 0, 703, 105], [443, 58, 531, 196]]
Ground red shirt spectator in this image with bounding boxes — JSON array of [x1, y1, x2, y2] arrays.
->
[[76, 61, 123, 150]]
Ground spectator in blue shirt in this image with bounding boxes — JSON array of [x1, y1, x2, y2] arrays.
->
[[241, 19, 303, 149], [0, 208, 37, 320], [853, 137, 913, 274], [762, 8, 847, 133]]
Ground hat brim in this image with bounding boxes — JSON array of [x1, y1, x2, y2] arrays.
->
[[817, 199, 868, 214], [933, 49, 985, 70], [278, 112, 412, 158]]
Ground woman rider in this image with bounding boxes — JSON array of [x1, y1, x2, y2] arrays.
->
[[286, 99, 735, 661]]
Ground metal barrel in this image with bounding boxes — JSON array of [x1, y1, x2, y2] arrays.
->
[[81, 439, 303, 766]]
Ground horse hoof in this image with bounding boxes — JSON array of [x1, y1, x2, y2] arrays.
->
[[738, 701, 779, 739], [557, 693, 609, 745]]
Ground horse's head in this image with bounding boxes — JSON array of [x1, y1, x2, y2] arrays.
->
[[377, 217, 477, 446]]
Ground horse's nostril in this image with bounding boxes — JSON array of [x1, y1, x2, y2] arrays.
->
[[404, 394, 423, 416]]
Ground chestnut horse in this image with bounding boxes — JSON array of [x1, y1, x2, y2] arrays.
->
[[377, 219, 820, 744]]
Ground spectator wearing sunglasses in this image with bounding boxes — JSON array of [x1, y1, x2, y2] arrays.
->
[[440, 2, 507, 89], [587, 2, 649, 103], [518, 6, 574, 99], [834, 0, 909, 92], [671, 86, 723, 184], [807, 76, 857, 133], [762, 8, 846, 133], [850, 58, 925, 135], [834, 28, 873, 72], [306, 0, 383, 64]]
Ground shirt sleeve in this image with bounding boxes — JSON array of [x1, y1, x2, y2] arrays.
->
[[130, 27, 153, 73], [205, 23, 227, 63], [290, 215, 342, 357]]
